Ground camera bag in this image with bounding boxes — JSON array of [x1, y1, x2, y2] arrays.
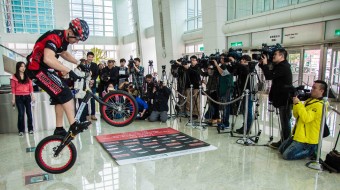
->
[[322, 127, 340, 173]]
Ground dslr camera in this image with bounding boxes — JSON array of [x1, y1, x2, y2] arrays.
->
[[287, 85, 311, 101], [251, 43, 283, 62]]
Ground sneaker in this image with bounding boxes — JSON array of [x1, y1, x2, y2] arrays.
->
[[91, 115, 97, 120], [268, 141, 281, 149], [18, 132, 24, 136], [69, 121, 91, 135], [217, 124, 229, 133], [53, 127, 67, 137], [28, 130, 34, 134]]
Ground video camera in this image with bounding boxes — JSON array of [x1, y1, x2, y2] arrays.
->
[[287, 85, 311, 101], [251, 43, 283, 62], [227, 48, 243, 62], [170, 55, 190, 67]]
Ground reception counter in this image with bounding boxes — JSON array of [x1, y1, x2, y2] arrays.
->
[[0, 92, 69, 133]]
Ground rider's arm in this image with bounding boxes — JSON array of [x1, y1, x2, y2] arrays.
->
[[60, 51, 78, 65], [43, 48, 71, 73]]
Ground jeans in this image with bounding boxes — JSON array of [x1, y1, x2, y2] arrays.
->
[[243, 95, 253, 130], [278, 104, 292, 141], [279, 137, 317, 160], [15, 95, 33, 132], [148, 111, 168, 122], [220, 89, 232, 127], [90, 87, 96, 116]]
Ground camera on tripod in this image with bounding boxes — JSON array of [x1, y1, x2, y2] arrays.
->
[[251, 43, 283, 62], [128, 56, 135, 68], [287, 85, 311, 101], [148, 60, 153, 66]]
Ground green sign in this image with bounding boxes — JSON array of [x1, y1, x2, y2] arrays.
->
[[231, 42, 243, 47], [199, 46, 204, 51], [336, 29, 340, 36]]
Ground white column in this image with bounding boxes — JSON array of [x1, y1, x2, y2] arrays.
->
[[152, 0, 186, 74], [201, 0, 227, 54]]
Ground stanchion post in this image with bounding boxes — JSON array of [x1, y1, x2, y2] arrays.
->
[[190, 84, 193, 123], [306, 97, 327, 170], [199, 85, 203, 128]]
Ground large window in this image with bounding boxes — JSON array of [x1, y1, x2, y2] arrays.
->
[[127, 0, 135, 34], [187, 0, 202, 31], [1, 0, 54, 34], [228, 0, 316, 21], [69, 0, 115, 37]]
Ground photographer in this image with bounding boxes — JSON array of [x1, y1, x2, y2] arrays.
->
[[203, 64, 220, 124], [119, 82, 148, 120], [279, 80, 327, 160], [259, 48, 293, 149], [182, 55, 202, 118], [101, 60, 119, 90], [233, 55, 253, 134], [213, 53, 234, 131], [148, 81, 171, 123], [118, 58, 129, 86], [129, 57, 144, 96]]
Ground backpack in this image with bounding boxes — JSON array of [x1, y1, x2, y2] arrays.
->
[[322, 127, 340, 173]]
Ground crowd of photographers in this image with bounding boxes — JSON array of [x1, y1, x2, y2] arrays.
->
[[72, 45, 327, 161], [170, 44, 328, 161]]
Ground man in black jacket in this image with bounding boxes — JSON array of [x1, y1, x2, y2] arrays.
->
[[85, 52, 99, 120], [259, 48, 293, 149], [148, 81, 171, 122]]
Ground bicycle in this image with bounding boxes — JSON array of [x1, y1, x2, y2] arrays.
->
[[34, 72, 138, 174]]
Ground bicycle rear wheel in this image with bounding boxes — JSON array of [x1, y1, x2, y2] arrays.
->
[[100, 90, 138, 127], [35, 135, 77, 174]]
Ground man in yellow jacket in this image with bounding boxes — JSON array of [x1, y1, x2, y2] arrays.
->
[[279, 80, 327, 160]]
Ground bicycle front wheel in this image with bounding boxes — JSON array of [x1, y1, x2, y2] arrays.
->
[[35, 135, 77, 174], [100, 90, 138, 127]]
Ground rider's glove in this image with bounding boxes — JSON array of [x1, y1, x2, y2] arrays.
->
[[69, 70, 81, 81], [78, 63, 90, 72]]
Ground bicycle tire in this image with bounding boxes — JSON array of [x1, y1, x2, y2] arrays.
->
[[35, 135, 77, 174], [100, 90, 138, 127]]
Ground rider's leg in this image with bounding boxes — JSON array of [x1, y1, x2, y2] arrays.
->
[[61, 99, 76, 125], [55, 104, 65, 128]]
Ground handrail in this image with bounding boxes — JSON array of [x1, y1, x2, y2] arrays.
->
[[0, 44, 26, 58]]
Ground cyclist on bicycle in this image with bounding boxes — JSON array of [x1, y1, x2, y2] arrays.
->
[[26, 18, 91, 136]]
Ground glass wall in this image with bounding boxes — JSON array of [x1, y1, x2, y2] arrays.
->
[[227, 0, 315, 21], [69, 0, 115, 37], [187, 0, 202, 31], [1, 0, 55, 34], [127, 0, 135, 34]]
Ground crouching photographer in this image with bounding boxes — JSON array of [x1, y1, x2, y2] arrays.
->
[[148, 81, 171, 122], [279, 80, 328, 160]]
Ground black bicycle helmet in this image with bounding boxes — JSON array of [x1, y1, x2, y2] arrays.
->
[[69, 18, 89, 41]]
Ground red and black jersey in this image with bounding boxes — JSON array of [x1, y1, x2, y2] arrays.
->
[[27, 30, 69, 70]]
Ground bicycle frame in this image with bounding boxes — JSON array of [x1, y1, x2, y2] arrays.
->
[[75, 89, 115, 122]]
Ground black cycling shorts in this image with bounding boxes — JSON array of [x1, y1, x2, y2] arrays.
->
[[27, 67, 73, 105]]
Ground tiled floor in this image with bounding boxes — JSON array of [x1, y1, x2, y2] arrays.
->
[[1, 95, 340, 190]]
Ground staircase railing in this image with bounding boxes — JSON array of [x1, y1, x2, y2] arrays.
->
[[0, 43, 26, 62]]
